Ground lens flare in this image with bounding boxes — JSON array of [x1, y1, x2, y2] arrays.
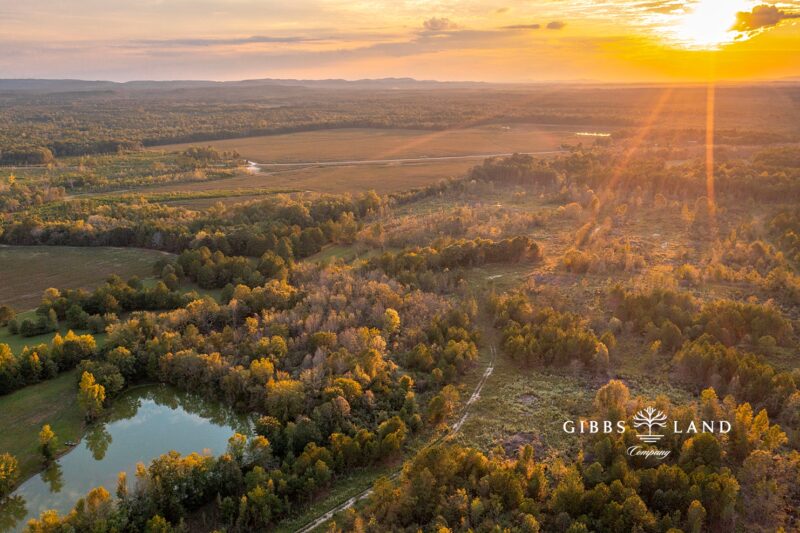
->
[[665, 0, 753, 49]]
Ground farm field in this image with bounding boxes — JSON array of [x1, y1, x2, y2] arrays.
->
[[0, 246, 172, 311], [146, 124, 580, 194], [142, 158, 478, 195], [156, 124, 583, 164]]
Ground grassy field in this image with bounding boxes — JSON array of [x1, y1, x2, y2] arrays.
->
[[139, 159, 477, 195], [147, 125, 580, 195], [0, 246, 173, 311], [157, 124, 584, 164], [454, 344, 697, 458], [0, 370, 83, 481], [0, 323, 107, 355]]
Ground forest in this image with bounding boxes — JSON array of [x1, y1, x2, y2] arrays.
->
[[2, 83, 799, 159], [0, 83, 799, 533]]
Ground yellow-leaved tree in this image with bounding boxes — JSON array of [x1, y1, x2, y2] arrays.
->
[[38, 425, 57, 463], [0, 452, 19, 497], [78, 371, 106, 422]]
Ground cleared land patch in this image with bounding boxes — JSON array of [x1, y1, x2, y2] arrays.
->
[[156, 124, 585, 164], [141, 125, 587, 194], [0, 246, 172, 311], [141, 159, 477, 195]]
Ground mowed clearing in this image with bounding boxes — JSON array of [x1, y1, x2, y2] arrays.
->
[[0, 246, 172, 311]]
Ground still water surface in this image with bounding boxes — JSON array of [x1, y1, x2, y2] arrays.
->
[[0, 385, 251, 532]]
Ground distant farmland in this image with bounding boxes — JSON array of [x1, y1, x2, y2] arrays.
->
[[157, 124, 583, 163], [152, 124, 581, 194], [0, 246, 172, 310], [141, 159, 477, 195]]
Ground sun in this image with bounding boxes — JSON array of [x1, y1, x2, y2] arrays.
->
[[665, 0, 752, 49]]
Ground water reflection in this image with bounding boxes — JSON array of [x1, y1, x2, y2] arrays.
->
[[0, 384, 251, 532], [0, 499, 25, 533], [40, 465, 63, 495], [85, 426, 112, 461]]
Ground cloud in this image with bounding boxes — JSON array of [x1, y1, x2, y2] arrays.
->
[[502, 23, 541, 30], [495, 7, 509, 14], [732, 4, 800, 32], [546, 21, 566, 30], [423, 17, 458, 32], [634, 1, 686, 15], [131, 35, 315, 47]]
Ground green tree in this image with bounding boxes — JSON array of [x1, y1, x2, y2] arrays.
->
[[276, 237, 294, 262], [686, 500, 706, 533], [0, 305, 15, 327], [144, 515, 175, 533], [427, 384, 460, 423]]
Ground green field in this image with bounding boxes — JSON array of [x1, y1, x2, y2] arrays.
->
[[0, 246, 173, 311], [0, 322, 107, 355], [0, 371, 83, 481]]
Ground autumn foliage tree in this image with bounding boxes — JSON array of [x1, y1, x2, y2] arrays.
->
[[0, 453, 19, 498], [38, 425, 57, 463], [78, 371, 106, 421]]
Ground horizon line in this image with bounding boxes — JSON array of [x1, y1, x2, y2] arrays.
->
[[2, 76, 800, 87]]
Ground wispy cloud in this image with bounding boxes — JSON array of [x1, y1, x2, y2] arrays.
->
[[130, 35, 317, 48], [502, 23, 541, 30], [546, 21, 566, 29]]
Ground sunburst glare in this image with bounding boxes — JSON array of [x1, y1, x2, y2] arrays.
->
[[663, 0, 754, 49]]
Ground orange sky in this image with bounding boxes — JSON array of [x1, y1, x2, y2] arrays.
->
[[0, 0, 798, 82]]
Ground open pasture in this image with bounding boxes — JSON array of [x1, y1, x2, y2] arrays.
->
[[0, 371, 83, 481], [142, 158, 477, 195], [0, 246, 171, 311]]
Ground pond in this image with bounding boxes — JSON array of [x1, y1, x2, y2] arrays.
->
[[0, 385, 252, 532]]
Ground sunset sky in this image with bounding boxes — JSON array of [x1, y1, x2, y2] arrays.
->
[[2, 0, 799, 82]]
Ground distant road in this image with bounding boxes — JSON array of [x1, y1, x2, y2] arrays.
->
[[251, 150, 565, 169], [293, 345, 496, 533]]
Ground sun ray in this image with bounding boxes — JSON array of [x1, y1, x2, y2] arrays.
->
[[596, 86, 675, 209], [705, 81, 717, 227]]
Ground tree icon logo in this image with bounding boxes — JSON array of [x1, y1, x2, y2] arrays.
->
[[632, 406, 667, 443]]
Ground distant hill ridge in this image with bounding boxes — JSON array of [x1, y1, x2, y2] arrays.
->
[[0, 77, 495, 93]]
